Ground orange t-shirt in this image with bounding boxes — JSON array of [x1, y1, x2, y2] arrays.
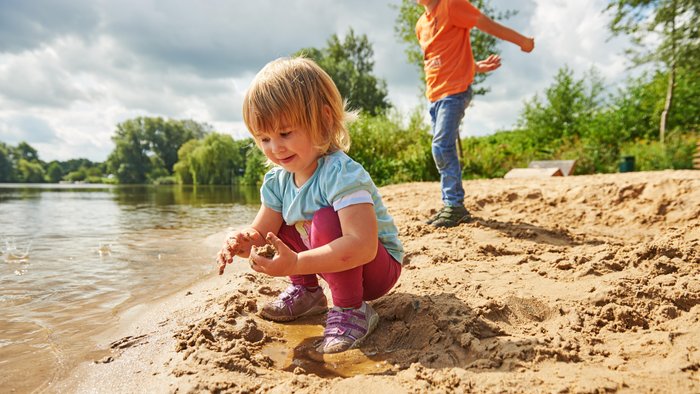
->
[[416, 0, 482, 102]]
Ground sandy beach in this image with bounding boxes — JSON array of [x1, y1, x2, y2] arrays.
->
[[55, 170, 700, 393]]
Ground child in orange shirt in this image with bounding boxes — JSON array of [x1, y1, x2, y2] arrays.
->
[[416, 0, 534, 227]]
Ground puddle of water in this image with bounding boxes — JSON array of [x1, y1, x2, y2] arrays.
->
[[261, 320, 392, 378]]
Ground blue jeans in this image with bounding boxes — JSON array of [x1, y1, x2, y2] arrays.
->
[[429, 87, 473, 207]]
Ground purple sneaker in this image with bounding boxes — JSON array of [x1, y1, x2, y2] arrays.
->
[[259, 285, 327, 322], [316, 302, 379, 354]]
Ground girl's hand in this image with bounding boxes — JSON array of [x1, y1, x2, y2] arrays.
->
[[249, 233, 298, 277], [217, 231, 254, 275]]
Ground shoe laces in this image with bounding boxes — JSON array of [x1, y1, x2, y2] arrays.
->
[[323, 307, 367, 338], [279, 285, 304, 307], [440, 206, 467, 218], [430, 206, 449, 218]]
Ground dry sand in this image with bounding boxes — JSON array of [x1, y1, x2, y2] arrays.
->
[[55, 170, 700, 393]]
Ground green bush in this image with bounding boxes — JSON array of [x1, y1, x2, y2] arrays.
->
[[242, 147, 268, 186], [620, 131, 698, 171], [348, 109, 436, 186], [101, 176, 119, 185], [85, 176, 105, 184], [461, 129, 537, 179], [174, 133, 248, 185]]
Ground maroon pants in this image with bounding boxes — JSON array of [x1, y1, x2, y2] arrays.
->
[[277, 207, 402, 308]]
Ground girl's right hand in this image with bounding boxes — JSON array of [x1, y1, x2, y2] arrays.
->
[[217, 231, 253, 275]]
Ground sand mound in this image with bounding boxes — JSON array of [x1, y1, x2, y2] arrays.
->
[[58, 171, 700, 393]]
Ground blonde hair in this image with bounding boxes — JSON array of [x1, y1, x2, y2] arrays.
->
[[242, 57, 356, 154]]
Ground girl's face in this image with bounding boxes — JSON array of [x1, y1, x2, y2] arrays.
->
[[258, 124, 321, 187]]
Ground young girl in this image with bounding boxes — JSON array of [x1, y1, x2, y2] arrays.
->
[[216, 57, 404, 354]]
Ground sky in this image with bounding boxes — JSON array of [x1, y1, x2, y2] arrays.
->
[[0, 0, 635, 162]]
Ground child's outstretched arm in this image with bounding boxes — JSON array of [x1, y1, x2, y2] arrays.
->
[[475, 14, 534, 53], [249, 203, 378, 277], [217, 205, 282, 275]]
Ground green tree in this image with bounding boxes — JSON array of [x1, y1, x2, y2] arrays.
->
[[173, 133, 245, 185], [518, 67, 605, 145], [17, 158, 45, 183], [242, 147, 267, 186], [394, 0, 516, 95], [0, 143, 14, 182], [107, 120, 151, 183], [147, 155, 169, 183], [173, 139, 200, 184], [607, 0, 700, 142], [143, 118, 210, 173], [14, 141, 39, 162], [64, 167, 88, 182], [668, 65, 700, 131], [594, 64, 699, 145], [296, 29, 391, 115], [45, 161, 64, 183], [2, 141, 45, 183], [58, 158, 95, 176], [59, 160, 105, 183], [107, 117, 210, 184]]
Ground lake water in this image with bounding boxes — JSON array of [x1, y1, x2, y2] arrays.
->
[[0, 184, 259, 392]]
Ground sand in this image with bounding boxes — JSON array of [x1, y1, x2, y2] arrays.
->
[[55, 170, 700, 393]]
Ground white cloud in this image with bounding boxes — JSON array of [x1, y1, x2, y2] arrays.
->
[[0, 48, 89, 108], [528, 0, 630, 80], [0, 0, 637, 161], [458, 0, 637, 137]]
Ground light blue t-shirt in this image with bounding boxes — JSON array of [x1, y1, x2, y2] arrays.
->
[[260, 151, 404, 264]]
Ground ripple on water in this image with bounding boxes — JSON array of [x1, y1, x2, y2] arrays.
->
[[0, 294, 33, 307]]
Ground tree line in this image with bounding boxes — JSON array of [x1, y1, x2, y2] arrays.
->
[[0, 141, 104, 183], [1, 0, 697, 185]]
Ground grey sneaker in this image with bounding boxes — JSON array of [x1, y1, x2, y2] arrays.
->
[[425, 206, 448, 225], [316, 302, 379, 354], [260, 285, 328, 322], [431, 205, 471, 228]]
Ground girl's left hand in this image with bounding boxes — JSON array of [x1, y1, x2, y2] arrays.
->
[[249, 233, 297, 277]]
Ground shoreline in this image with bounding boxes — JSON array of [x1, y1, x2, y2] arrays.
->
[[52, 267, 245, 393], [50, 229, 248, 393], [53, 171, 700, 393]]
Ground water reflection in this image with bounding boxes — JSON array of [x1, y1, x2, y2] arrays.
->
[[111, 184, 260, 206], [0, 183, 259, 392], [0, 183, 261, 206]]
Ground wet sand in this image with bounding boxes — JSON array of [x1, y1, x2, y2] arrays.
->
[[55, 170, 700, 393]]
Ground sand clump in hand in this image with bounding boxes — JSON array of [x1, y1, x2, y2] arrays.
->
[[252, 243, 277, 259], [64, 170, 700, 393]]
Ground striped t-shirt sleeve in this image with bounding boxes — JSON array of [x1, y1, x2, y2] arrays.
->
[[332, 190, 373, 211]]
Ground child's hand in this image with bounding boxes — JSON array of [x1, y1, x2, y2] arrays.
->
[[475, 54, 502, 74], [217, 231, 253, 275], [520, 37, 535, 53], [249, 233, 297, 277]]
